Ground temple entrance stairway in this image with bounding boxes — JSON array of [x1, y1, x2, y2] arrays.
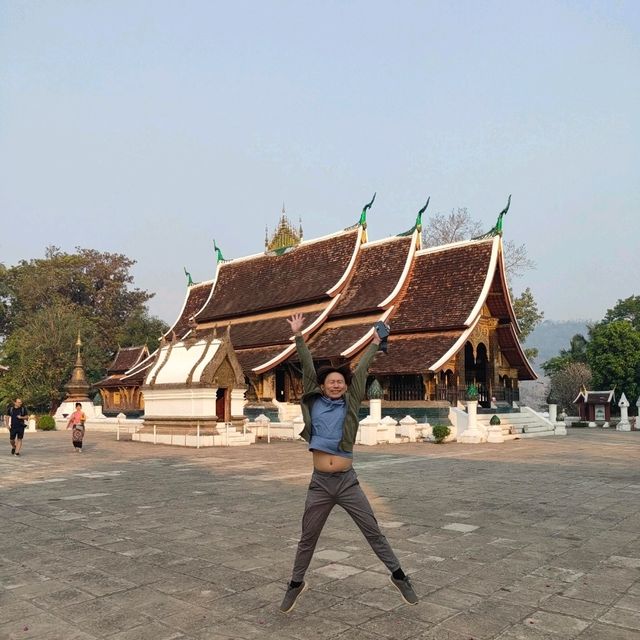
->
[[475, 409, 556, 439]]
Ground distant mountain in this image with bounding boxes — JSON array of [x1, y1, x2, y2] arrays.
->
[[524, 319, 591, 372]]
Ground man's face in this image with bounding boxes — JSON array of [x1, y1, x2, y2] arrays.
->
[[321, 372, 347, 400], [14, 399, 22, 408]]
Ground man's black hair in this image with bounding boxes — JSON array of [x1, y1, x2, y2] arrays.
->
[[317, 364, 352, 386]]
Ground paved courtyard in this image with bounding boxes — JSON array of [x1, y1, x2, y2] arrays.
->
[[2, 429, 640, 639]]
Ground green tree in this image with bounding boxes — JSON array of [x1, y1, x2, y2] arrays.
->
[[0, 247, 152, 347], [0, 303, 100, 412], [549, 362, 593, 413], [117, 310, 168, 353], [542, 333, 589, 375], [602, 295, 640, 331], [0, 247, 168, 411], [586, 321, 640, 402], [512, 287, 543, 347]]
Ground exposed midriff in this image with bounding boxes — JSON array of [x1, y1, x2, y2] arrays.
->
[[312, 450, 353, 472]]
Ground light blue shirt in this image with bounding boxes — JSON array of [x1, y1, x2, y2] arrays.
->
[[309, 395, 352, 459]]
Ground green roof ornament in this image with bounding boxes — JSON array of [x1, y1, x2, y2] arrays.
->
[[398, 196, 430, 237], [213, 239, 225, 263], [473, 195, 511, 240], [358, 192, 376, 229], [183, 266, 194, 287]]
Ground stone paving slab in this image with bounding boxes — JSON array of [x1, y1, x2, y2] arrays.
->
[[2, 429, 640, 638]]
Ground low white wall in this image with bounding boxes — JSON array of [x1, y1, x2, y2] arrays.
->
[[54, 416, 143, 433], [449, 407, 468, 439]]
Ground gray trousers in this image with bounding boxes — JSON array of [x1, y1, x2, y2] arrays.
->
[[291, 468, 400, 582]]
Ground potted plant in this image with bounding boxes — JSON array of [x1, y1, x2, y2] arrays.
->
[[467, 383, 479, 401]]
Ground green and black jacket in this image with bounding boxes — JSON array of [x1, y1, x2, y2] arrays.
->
[[295, 335, 379, 453]]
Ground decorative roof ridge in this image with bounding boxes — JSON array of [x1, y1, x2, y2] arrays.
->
[[326, 226, 364, 296], [574, 388, 615, 402], [377, 230, 419, 309], [216, 227, 359, 267], [360, 233, 413, 249], [415, 236, 494, 257], [473, 195, 511, 240], [463, 236, 501, 326], [188, 278, 216, 288]]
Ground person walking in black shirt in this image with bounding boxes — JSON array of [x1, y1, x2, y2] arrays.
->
[[7, 398, 28, 456]]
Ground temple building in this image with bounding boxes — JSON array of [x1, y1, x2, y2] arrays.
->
[[103, 199, 535, 426], [95, 345, 150, 416]]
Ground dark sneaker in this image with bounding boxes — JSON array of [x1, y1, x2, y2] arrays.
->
[[390, 575, 419, 605], [11, 447, 15, 455], [279, 581, 307, 613]]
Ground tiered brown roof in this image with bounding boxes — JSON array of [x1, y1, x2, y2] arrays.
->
[[304, 323, 376, 360], [236, 346, 292, 373], [197, 229, 360, 322], [107, 346, 149, 375], [392, 239, 495, 333], [330, 236, 413, 318], [170, 280, 214, 339], [110, 222, 535, 385], [369, 333, 464, 375], [219, 311, 324, 350]]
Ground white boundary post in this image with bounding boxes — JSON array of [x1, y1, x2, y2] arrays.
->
[[153, 424, 157, 445], [196, 423, 200, 449]]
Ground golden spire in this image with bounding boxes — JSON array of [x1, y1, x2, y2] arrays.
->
[[266, 205, 302, 252]]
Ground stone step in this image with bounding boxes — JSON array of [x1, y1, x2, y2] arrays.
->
[[519, 429, 557, 438], [477, 414, 535, 424], [520, 424, 554, 433]]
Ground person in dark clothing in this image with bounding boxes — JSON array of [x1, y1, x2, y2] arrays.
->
[[279, 314, 418, 613], [7, 398, 28, 456]]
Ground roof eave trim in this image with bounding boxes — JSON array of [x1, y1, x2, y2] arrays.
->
[[497, 236, 522, 332], [326, 226, 363, 297], [252, 295, 343, 374], [340, 306, 394, 358], [504, 323, 538, 380], [463, 235, 500, 327], [378, 230, 418, 308], [121, 351, 157, 380], [429, 316, 481, 372], [300, 295, 342, 337], [251, 344, 297, 374], [193, 274, 220, 325]]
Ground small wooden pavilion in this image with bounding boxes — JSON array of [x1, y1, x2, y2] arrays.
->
[[573, 388, 615, 422]]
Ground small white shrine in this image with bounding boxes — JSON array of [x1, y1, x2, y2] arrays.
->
[[133, 328, 254, 446]]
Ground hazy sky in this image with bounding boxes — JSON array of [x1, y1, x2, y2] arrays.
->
[[1, 1, 638, 325]]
